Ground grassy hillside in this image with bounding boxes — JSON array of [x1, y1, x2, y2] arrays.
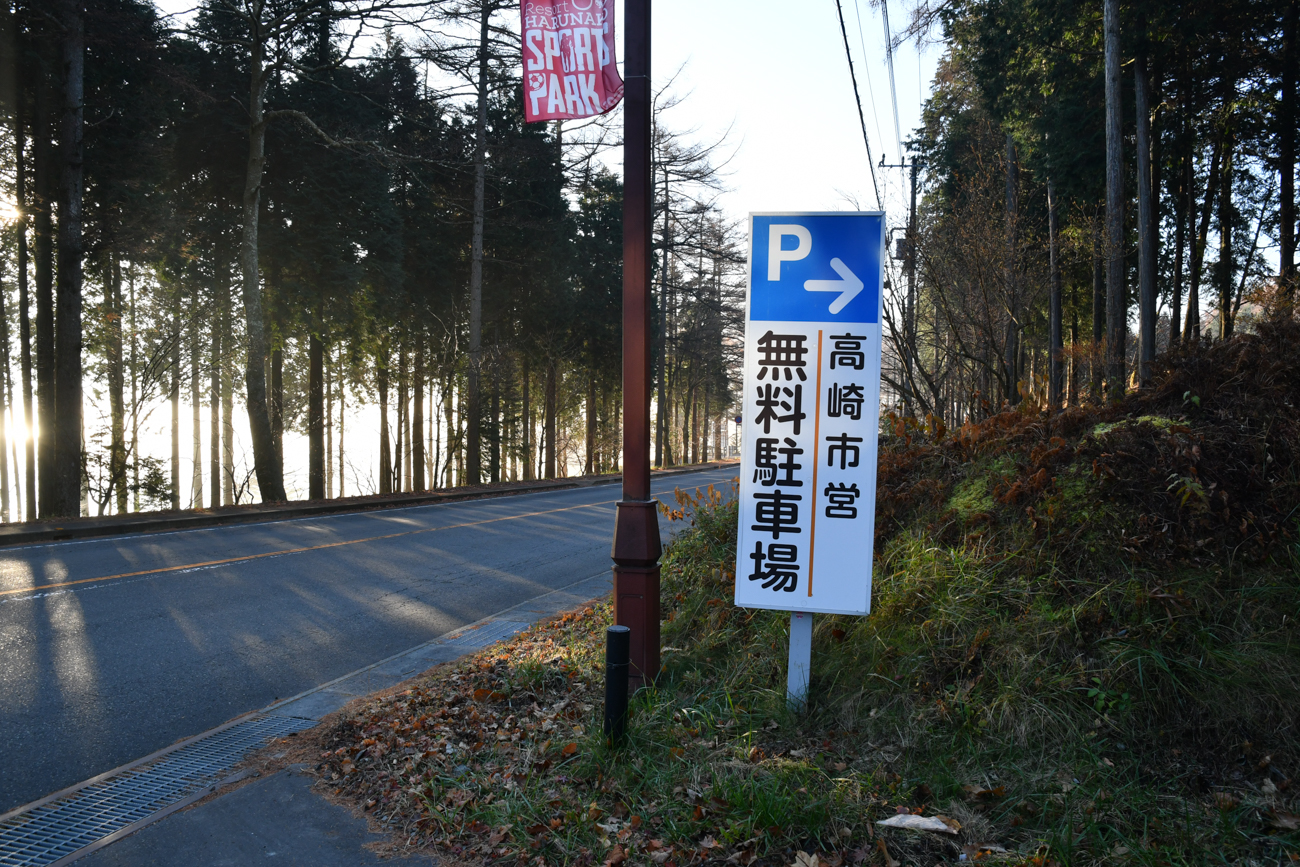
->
[[313, 319, 1300, 866]]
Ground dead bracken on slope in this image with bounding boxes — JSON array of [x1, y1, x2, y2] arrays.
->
[[299, 316, 1300, 867]]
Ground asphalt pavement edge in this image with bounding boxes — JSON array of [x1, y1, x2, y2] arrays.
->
[[0, 567, 619, 865], [0, 463, 743, 864], [0, 461, 739, 549], [259, 567, 617, 721]]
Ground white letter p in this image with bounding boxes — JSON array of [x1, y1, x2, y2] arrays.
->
[[767, 224, 811, 281]]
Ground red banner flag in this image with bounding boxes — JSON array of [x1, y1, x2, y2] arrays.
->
[[520, 0, 623, 123]]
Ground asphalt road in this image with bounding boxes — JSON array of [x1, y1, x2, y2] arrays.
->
[[0, 467, 738, 813]]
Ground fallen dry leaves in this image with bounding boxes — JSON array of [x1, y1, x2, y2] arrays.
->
[[1268, 810, 1300, 831], [312, 603, 889, 866]]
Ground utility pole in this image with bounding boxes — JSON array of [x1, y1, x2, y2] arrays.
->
[[880, 155, 920, 417], [611, 0, 662, 687]]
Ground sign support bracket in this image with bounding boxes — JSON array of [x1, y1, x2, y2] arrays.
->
[[787, 611, 813, 710]]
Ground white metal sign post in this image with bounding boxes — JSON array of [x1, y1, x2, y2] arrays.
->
[[733, 212, 885, 709]]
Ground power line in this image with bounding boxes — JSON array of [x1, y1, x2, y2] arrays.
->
[[852, 0, 887, 160], [834, 0, 882, 209], [881, 0, 904, 161]]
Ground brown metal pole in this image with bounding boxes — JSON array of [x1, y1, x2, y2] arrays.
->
[[611, 0, 662, 687]]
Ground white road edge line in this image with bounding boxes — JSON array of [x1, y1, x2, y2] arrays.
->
[[0, 471, 739, 605], [0, 468, 739, 554]]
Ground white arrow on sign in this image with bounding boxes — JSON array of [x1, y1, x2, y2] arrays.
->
[[803, 258, 864, 315]]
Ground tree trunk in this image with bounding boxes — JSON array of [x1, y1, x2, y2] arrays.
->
[[240, 34, 286, 503], [378, 349, 391, 494], [489, 378, 500, 483], [1148, 57, 1164, 334], [190, 306, 202, 507], [399, 346, 409, 491], [51, 0, 86, 517], [15, 76, 35, 522], [432, 376, 442, 488], [702, 388, 710, 462], [1091, 212, 1104, 402], [309, 331, 324, 499], [681, 384, 691, 464], [130, 266, 139, 511], [170, 299, 180, 510], [412, 338, 424, 491], [5, 328, 16, 520], [221, 284, 234, 505], [431, 377, 441, 487], [1188, 138, 1221, 342], [1047, 178, 1063, 410], [521, 357, 531, 481], [664, 378, 674, 466], [395, 348, 405, 491], [1136, 53, 1156, 385], [270, 346, 283, 495], [544, 359, 556, 479], [1282, 0, 1298, 301], [508, 383, 516, 481], [337, 354, 346, 497], [455, 374, 464, 483], [656, 167, 669, 468], [33, 64, 55, 517], [107, 256, 126, 515], [465, 3, 490, 486], [696, 392, 703, 462], [1171, 128, 1188, 348], [1217, 134, 1235, 339], [210, 270, 222, 508], [1068, 303, 1080, 406], [1004, 133, 1020, 405], [1104, 0, 1125, 401], [443, 372, 454, 487], [0, 272, 10, 521], [326, 352, 333, 498], [691, 392, 700, 464], [585, 364, 595, 475]]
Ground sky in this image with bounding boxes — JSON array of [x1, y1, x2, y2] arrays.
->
[[150, 0, 941, 232], [82, 0, 942, 510], [641, 0, 938, 229]]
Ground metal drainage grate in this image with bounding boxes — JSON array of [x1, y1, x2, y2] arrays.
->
[[0, 714, 316, 867], [446, 619, 528, 649]]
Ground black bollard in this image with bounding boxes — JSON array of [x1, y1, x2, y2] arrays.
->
[[604, 625, 631, 743]]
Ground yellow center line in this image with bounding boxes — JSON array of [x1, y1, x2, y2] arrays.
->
[[0, 497, 626, 598]]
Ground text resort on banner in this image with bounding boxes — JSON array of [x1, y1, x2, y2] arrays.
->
[[734, 213, 886, 617], [520, 0, 624, 122]]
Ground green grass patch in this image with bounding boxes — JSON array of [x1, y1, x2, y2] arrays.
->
[[313, 483, 1299, 866], [314, 322, 1300, 865]]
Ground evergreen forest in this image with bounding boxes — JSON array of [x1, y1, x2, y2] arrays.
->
[[0, 0, 743, 519], [888, 0, 1296, 423], [1, 0, 1295, 519]]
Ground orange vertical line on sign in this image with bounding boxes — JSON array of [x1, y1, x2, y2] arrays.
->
[[808, 329, 824, 597]]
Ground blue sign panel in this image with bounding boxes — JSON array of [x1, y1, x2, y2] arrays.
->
[[749, 213, 884, 324]]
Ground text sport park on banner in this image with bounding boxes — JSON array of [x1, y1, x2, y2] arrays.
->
[[734, 213, 885, 618], [520, 1, 624, 123]]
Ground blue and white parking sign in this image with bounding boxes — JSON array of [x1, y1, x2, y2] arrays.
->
[[749, 214, 883, 323], [734, 212, 885, 617]]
